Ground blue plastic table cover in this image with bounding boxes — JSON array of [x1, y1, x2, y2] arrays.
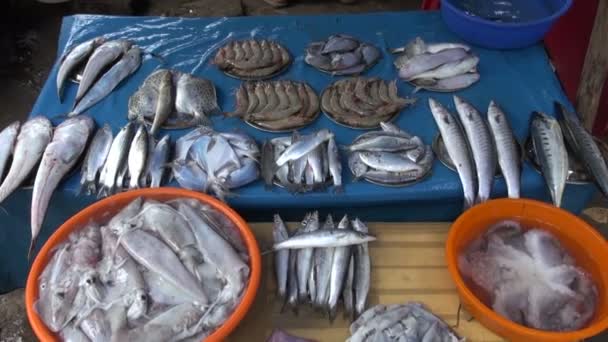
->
[[0, 11, 595, 291]]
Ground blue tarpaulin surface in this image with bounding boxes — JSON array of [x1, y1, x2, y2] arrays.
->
[[0, 11, 595, 291]]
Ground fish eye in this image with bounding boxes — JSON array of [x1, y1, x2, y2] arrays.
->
[[140, 294, 147, 301], [56, 292, 65, 299]]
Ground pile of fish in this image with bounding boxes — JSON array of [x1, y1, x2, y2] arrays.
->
[[305, 34, 381, 76], [272, 213, 374, 321], [347, 122, 434, 186], [0, 116, 95, 259], [226, 80, 320, 132], [321, 78, 415, 129], [57, 37, 142, 116], [393, 37, 479, 92], [347, 302, 462, 342], [529, 103, 608, 207], [261, 129, 342, 193], [172, 128, 260, 200], [83, 122, 171, 198], [213, 39, 292, 80], [459, 220, 597, 331], [429, 97, 521, 209], [35, 197, 250, 341], [128, 69, 220, 133]]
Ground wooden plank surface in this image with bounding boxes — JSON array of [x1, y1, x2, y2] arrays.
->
[[227, 222, 505, 342], [577, 0, 608, 131]]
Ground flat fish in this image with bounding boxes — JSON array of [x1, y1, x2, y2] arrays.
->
[[31, 116, 94, 259], [0, 117, 53, 204]]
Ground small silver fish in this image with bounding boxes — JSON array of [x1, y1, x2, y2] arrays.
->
[[276, 129, 334, 167], [80, 123, 113, 195], [487, 101, 520, 198], [296, 211, 319, 301], [327, 137, 343, 193], [273, 214, 290, 301], [57, 37, 106, 101], [328, 215, 352, 320], [127, 125, 149, 189], [149, 135, 171, 188], [98, 122, 135, 197], [273, 228, 375, 250]]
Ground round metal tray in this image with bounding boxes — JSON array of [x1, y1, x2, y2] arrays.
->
[[361, 168, 432, 187], [221, 60, 292, 81], [404, 74, 479, 93], [244, 109, 320, 133], [432, 133, 524, 178]]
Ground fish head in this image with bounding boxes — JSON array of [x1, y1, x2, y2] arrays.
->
[[80, 269, 104, 303], [127, 289, 148, 321], [49, 283, 78, 332]]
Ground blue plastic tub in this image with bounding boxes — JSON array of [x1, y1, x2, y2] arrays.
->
[[441, 0, 573, 49]]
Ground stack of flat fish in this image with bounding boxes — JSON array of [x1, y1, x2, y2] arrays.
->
[[429, 97, 521, 209], [0, 116, 95, 259], [305, 34, 381, 76], [172, 128, 260, 200], [347, 122, 434, 186], [261, 129, 342, 193], [321, 78, 415, 129], [347, 302, 462, 342], [56, 37, 142, 116], [128, 69, 220, 133], [91, 122, 172, 198], [226, 80, 320, 131], [213, 39, 292, 80], [35, 197, 250, 342], [272, 213, 374, 321], [393, 37, 479, 92]]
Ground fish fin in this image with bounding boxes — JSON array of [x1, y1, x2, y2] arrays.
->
[[28, 237, 38, 261], [144, 51, 166, 64], [411, 86, 422, 94]]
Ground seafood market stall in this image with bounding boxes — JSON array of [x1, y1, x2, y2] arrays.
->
[[0, 11, 597, 292]]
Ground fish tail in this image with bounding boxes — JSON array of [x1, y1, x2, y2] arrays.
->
[[28, 237, 38, 261]]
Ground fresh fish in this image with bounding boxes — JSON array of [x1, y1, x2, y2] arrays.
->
[[342, 255, 355, 320], [331, 52, 362, 70], [426, 42, 471, 54], [0, 121, 20, 183], [71, 46, 141, 115], [359, 43, 381, 66], [321, 35, 359, 54], [286, 248, 299, 311], [75, 40, 133, 103], [274, 228, 375, 250], [79, 309, 111, 342], [174, 127, 212, 161], [171, 160, 208, 192], [349, 304, 388, 334], [276, 129, 334, 166], [487, 101, 520, 198], [557, 103, 608, 198], [328, 215, 352, 320], [273, 214, 290, 300], [150, 69, 173, 136], [0, 117, 52, 204], [359, 151, 424, 173], [307, 146, 325, 184], [127, 125, 149, 189], [397, 48, 468, 78], [80, 123, 112, 195], [149, 135, 171, 188], [314, 215, 336, 308], [224, 158, 259, 189], [116, 228, 209, 306], [60, 323, 90, 342], [348, 153, 368, 180], [98, 122, 135, 197], [175, 73, 219, 125], [410, 55, 479, 81], [348, 135, 417, 153], [327, 137, 343, 193], [297, 211, 319, 301], [429, 98, 476, 209], [57, 37, 106, 100], [454, 96, 496, 203], [418, 72, 479, 91], [531, 112, 568, 207], [349, 305, 414, 342], [31, 116, 94, 259], [352, 218, 371, 318]]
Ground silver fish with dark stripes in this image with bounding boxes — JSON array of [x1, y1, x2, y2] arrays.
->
[[487, 101, 520, 198]]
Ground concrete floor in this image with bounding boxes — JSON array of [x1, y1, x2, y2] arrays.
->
[[0, 0, 606, 341]]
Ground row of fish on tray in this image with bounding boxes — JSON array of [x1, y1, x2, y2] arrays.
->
[[35, 197, 250, 342], [429, 95, 608, 209]]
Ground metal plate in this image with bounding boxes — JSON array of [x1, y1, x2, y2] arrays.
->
[[221, 60, 292, 81], [404, 74, 479, 93], [244, 109, 320, 133], [320, 87, 401, 130], [432, 133, 525, 178], [307, 58, 379, 77], [361, 168, 432, 187], [524, 136, 592, 185]]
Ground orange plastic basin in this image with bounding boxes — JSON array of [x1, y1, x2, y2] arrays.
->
[[446, 198, 608, 342], [25, 187, 261, 342]]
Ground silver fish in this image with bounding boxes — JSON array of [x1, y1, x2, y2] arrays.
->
[[380, 122, 412, 137], [127, 125, 148, 189], [531, 112, 568, 207], [0, 117, 53, 203], [224, 158, 259, 189], [352, 218, 371, 319], [57, 37, 106, 101], [359, 151, 424, 173], [397, 48, 468, 79], [314, 215, 336, 308], [71, 46, 141, 115], [342, 255, 355, 321], [321, 34, 360, 54], [31, 116, 94, 259], [419, 72, 480, 91], [149, 135, 171, 188], [409, 55, 479, 81], [286, 249, 299, 311], [75, 40, 133, 103], [150, 70, 173, 136], [296, 211, 319, 301], [348, 135, 417, 152], [307, 146, 325, 184], [429, 98, 476, 209], [80, 123, 113, 195], [274, 228, 375, 250], [273, 214, 290, 300], [454, 96, 496, 203], [487, 101, 520, 198], [328, 215, 352, 320], [175, 73, 219, 126], [276, 129, 334, 166], [0, 121, 20, 184], [261, 141, 276, 188], [98, 122, 135, 197], [327, 137, 343, 192], [171, 160, 208, 192]]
